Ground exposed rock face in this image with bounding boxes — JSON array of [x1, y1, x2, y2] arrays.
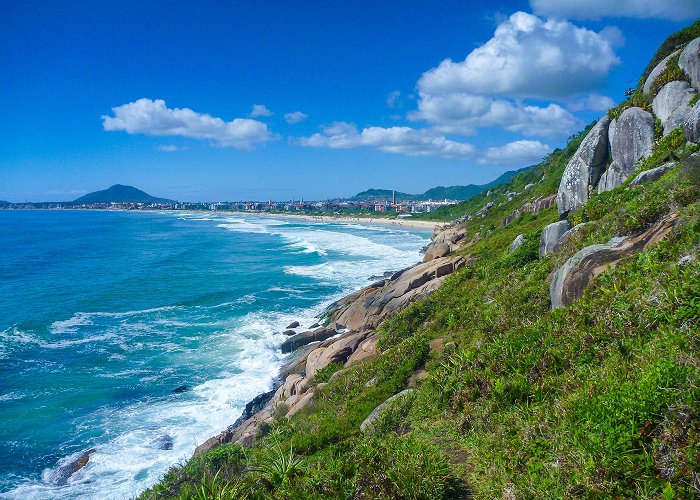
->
[[629, 162, 675, 187], [679, 37, 700, 92], [329, 255, 469, 330], [598, 163, 627, 193], [423, 242, 450, 262], [550, 212, 678, 308], [46, 448, 96, 486], [346, 334, 379, 365], [644, 50, 681, 94], [510, 234, 525, 253], [552, 222, 588, 254], [609, 107, 655, 176], [652, 81, 695, 135], [286, 321, 300, 329], [503, 194, 557, 226], [280, 327, 336, 353], [360, 389, 414, 432], [539, 220, 572, 257], [685, 101, 700, 143], [557, 116, 610, 215], [305, 330, 370, 379]]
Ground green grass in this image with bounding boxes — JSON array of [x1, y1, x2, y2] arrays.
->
[[141, 23, 700, 499]]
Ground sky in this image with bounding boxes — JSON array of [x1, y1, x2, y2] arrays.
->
[[1, 1, 699, 202]]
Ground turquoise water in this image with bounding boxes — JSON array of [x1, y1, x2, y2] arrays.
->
[[0, 210, 429, 499]]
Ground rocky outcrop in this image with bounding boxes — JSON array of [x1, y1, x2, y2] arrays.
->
[[280, 326, 337, 353], [540, 220, 572, 257], [286, 321, 300, 329], [359, 389, 414, 432], [510, 234, 525, 253], [552, 222, 588, 254], [329, 255, 469, 330], [644, 50, 681, 95], [598, 163, 628, 193], [504, 194, 557, 226], [423, 242, 450, 262], [652, 81, 695, 135], [46, 448, 96, 486], [685, 101, 700, 143], [550, 212, 678, 308], [629, 162, 675, 187], [557, 116, 610, 215], [346, 333, 380, 365], [679, 37, 700, 92], [609, 107, 655, 176], [305, 330, 371, 379]]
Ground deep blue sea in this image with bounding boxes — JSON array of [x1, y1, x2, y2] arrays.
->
[[0, 210, 429, 499]]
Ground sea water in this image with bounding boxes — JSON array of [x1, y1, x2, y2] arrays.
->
[[0, 210, 429, 499]]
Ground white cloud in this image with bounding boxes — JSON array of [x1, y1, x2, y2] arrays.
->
[[284, 111, 309, 124], [530, 0, 700, 21], [410, 93, 579, 138], [479, 140, 552, 166], [102, 98, 273, 149], [387, 90, 402, 108], [250, 104, 273, 117], [298, 122, 476, 159], [157, 144, 185, 152], [567, 93, 616, 112], [418, 12, 619, 99]]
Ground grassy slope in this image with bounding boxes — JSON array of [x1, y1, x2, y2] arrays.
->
[[142, 30, 700, 500]]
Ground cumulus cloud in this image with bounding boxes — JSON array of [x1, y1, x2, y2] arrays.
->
[[298, 122, 475, 159], [479, 140, 552, 166], [102, 98, 273, 149], [410, 93, 579, 138], [530, 0, 700, 21], [284, 111, 309, 124], [567, 93, 616, 112], [249, 104, 273, 117], [418, 12, 619, 100]]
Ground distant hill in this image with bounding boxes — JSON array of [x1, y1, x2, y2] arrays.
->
[[0, 200, 9, 205], [73, 185, 175, 204], [350, 166, 530, 202]]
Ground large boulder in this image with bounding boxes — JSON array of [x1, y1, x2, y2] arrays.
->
[[609, 107, 655, 176], [550, 212, 678, 308], [643, 50, 681, 95], [652, 81, 696, 135], [556, 116, 610, 215], [510, 234, 525, 253], [679, 37, 700, 92], [423, 242, 450, 262], [629, 162, 675, 187], [540, 220, 572, 257], [685, 101, 700, 143], [280, 327, 336, 353], [305, 330, 370, 379], [598, 163, 628, 193]]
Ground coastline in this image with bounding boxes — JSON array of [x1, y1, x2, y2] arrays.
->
[[241, 210, 441, 230]]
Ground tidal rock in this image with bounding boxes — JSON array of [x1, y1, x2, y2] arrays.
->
[[539, 220, 572, 257], [283, 329, 297, 336], [286, 321, 300, 329], [679, 37, 700, 92], [510, 234, 525, 253], [609, 107, 655, 176], [644, 49, 681, 94], [360, 389, 413, 432], [684, 101, 700, 143], [557, 116, 610, 215], [154, 434, 174, 450], [598, 163, 628, 193], [629, 162, 675, 187], [652, 81, 695, 135], [550, 213, 678, 308], [172, 385, 190, 393], [280, 327, 336, 353], [310, 322, 320, 328], [45, 448, 96, 486]]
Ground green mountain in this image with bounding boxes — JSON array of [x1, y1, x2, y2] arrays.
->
[[351, 166, 529, 201], [0, 200, 9, 205], [73, 185, 174, 204]]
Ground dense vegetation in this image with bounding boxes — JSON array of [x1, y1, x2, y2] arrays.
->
[[141, 27, 700, 499]]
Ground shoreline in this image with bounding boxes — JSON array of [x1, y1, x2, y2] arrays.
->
[[245, 210, 441, 230]]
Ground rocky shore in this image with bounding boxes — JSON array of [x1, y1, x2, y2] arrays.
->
[[193, 222, 470, 455]]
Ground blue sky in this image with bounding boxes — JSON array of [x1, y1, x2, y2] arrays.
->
[[1, 1, 698, 202]]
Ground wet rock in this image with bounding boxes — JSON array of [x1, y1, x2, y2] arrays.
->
[[652, 81, 695, 135], [46, 448, 96, 486], [550, 213, 678, 308], [310, 322, 320, 328], [629, 162, 675, 187], [679, 37, 700, 92], [154, 434, 174, 450], [172, 385, 190, 393], [557, 116, 610, 215], [540, 220, 572, 257], [286, 321, 300, 329], [280, 327, 336, 353], [283, 329, 297, 336], [643, 49, 681, 94]]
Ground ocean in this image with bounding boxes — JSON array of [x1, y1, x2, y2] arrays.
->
[[0, 210, 430, 499]]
